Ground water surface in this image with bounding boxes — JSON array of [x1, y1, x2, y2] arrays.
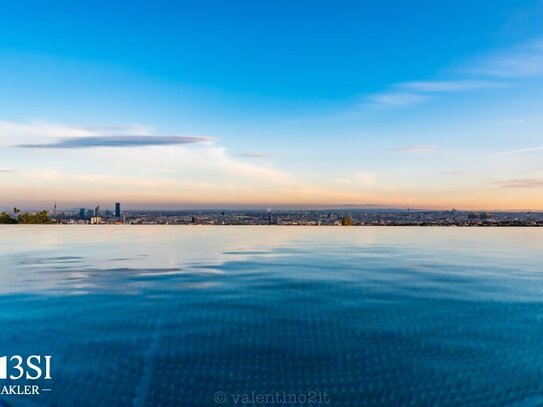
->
[[1, 226, 542, 406]]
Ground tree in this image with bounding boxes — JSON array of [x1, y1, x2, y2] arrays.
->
[[0, 212, 17, 224], [341, 216, 353, 226], [17, 210, 52, 224]]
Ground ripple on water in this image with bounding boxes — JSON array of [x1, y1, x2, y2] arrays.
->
[[0, 226, 542, 406]]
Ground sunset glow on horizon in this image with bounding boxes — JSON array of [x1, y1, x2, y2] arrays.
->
[[1, 1, 543, 210]]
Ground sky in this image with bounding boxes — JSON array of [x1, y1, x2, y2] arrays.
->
[[1, 0, 543, 210]]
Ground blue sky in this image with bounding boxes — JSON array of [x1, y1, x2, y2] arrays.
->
[[1, 0, 543, 209]]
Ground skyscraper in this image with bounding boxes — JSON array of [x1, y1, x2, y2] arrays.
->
[[115, 202, 121, 218]]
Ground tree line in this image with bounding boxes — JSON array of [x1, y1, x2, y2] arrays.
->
[[0, 208, 52, 224]]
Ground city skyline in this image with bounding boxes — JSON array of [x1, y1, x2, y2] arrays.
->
[[1, 1, 543, 210]]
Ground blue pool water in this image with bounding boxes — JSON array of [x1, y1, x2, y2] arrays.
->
[[0, 226, 542, 406]]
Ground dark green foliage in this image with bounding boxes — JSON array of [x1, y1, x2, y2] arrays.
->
[[17, 210, 52, 224], [0, 211, 17, 224]]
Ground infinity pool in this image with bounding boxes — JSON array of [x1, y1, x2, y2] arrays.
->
[[0, 226, 542, 406]]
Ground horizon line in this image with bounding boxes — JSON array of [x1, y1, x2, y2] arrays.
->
[[2, 205, 543, 213]]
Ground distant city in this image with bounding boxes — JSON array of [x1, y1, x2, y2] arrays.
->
[[3, 203, 541, 226]]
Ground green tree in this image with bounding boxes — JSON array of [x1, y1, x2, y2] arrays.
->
[[0, 211, 17, 224], [17, 210, 52, 224]]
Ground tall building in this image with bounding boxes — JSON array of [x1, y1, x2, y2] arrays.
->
[[94, 205, 100, 217], [115, 202, 121, 218], [79, 208, 85, 219]]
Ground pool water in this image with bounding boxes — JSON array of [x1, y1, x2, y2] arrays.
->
[[0, 226, 542, 406]]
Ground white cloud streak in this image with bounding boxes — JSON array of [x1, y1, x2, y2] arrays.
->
[[467, 38, 543, 78], [478, 146, 543, 159], [368, 92, 427, 107], [367, 79, 505, 108], [366, 37, 543, 109], [398, 80, 506, 92], [4, 119, 402, 208], [391, 145, 438, 153]]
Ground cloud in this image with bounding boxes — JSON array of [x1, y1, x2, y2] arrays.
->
[[367, 80, 505, 109], [368, 92, 427, 107], [363, 38, 543, 111], [368, 79, 506, 108], [391, 145, 438, 153], [0, 168, 15, 173], [467, 38, 543, 78], [0, 118, 297, 192], [398, 80, 506, 92], [16, 135, 212, 149], [234, 152, 275, 158], [0, 120, 213, 149], [69, 124, 152, 133], [72, 173, 179, 188], [0, 120, 88, 147], [477, 146, 543, 159], [492, 178, 543, 188], [495, 119, 525, 126]]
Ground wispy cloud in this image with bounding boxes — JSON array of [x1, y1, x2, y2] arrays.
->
[[365, 38, 543, 110], [68, 124, 152, 133], [467, 38, 543, 78], [477, 146, 543, 159], [398, 80, 506, 92], [0, 119, 305, 202], [391, 145, 438, 153], [16, 135, 212, 149], [492, 178, 543, 188], [234, 152, 275, 158], [367, 79, 504, 108], [495, 119, 525, 127], [0, 168, 15, 173], [368, 92, 427, 107]]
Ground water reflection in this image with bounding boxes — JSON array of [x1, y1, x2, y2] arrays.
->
[[0, 226, 543, 406]]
